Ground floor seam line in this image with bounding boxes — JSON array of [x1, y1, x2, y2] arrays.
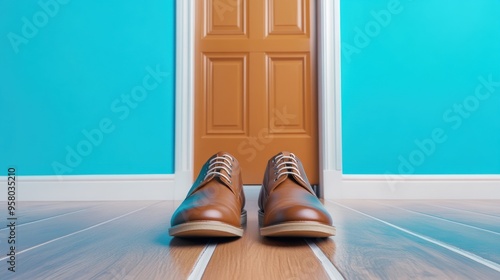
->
[[0, 208, 90, 231], [0, 201, 161, 261], [425, 204, 500, 220], [187, 241, 217, 280], [374, 201, 500, 236], [305, 239, 345, 280], [330, 200, 500, 273]]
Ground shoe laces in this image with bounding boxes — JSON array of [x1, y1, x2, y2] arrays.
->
[[272, 153, 305, 183], [204, 154, 234, 184]]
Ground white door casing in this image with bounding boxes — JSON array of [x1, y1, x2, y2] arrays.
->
[[174, 0, 341, 199]]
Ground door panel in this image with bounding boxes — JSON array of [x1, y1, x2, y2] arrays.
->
[[268, 54, 309, 134], [268, 0, 308, 35], [195, 0, 318, 184], [205, 54, 248, 135], [207, 0, 247, 35]]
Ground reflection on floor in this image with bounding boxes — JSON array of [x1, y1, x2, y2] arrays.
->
[[1, 195, 500, 279]]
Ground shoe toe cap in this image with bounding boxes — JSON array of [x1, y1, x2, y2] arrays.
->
[[171, 204, 240, 227], [264, 204, 332, 226]]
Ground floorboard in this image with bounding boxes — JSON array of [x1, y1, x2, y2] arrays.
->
[[201, 199, 331, 280], [0, 201, 84, 222], [1, 202, 103, 230], [1, 199, 499, 279], [316, 200, 500, 279], [429, 200, 500, 218], [347, 201, 500, 264], [0, 202, 153, 255], [0, 201, 208, 280], [380, 200, 500, 234]]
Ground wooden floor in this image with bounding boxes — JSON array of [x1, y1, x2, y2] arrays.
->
[[1, 191, 500, 279]]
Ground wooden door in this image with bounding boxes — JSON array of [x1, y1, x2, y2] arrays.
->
[[194, 0, 318, 184]]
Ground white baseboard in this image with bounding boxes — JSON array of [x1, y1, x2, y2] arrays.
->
[[0, 175, 176, 201], [3, 172, 499, 201], [323, 170, 500, 199]]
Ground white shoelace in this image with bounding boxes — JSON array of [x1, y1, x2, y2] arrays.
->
[[204, 154, 234, 183], [273, 153, 305, 183]]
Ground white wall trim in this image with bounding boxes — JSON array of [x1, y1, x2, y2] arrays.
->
[[344, 174, 500, 181], [325, 170, 500, 199], [319, 0, 342, 197], [174, 0, 196, 200], [0, 175, 175, 201]]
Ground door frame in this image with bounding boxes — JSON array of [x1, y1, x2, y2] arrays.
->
[[174, 0, 341, 199]]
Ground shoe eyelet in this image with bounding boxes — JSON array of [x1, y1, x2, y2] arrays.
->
[[273, 178, 277, 182]]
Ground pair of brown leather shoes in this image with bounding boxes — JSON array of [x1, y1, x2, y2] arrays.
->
[[169, 151, 335, 238]]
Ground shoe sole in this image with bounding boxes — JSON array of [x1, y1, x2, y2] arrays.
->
[[258, 211, 336, 237], [169, 210, 247, 237]]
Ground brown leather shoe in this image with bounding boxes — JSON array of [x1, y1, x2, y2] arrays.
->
[[169, 152, 246, 237], [258, 152, 335, 237]]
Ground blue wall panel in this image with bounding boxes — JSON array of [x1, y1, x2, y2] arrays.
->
[[0, 0, 176, 176], [341, 0, 500, 174]]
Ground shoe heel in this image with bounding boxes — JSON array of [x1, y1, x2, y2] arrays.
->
[[258, 210, 264, 227], [241, 210, 247, 225]]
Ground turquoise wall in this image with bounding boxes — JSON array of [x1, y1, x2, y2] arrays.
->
[[0, 0, 176, 176], [3, 0, 499, 177], [341, 0, 500, 174]]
